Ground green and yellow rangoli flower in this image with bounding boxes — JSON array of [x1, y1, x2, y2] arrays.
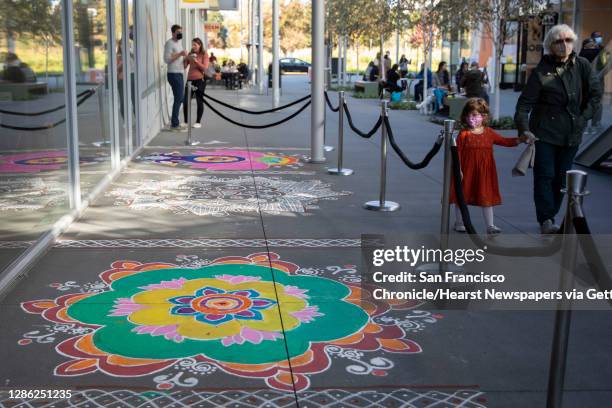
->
[[65, 263, 369, 365]]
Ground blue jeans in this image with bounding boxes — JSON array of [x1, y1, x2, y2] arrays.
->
[[167, 73, 184, 127], [533, 141, 579, 224]]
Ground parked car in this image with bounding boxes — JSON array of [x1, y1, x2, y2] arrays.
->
[[279, 58, 310, 73]]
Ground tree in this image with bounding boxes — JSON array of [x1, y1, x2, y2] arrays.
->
[[478, 0, 546, 119], [0, 0, 62, 51]]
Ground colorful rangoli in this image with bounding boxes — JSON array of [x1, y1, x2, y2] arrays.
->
[[0, 151, 109, 173], [19, 253, 441, 392], [137, 150, 302, 171]]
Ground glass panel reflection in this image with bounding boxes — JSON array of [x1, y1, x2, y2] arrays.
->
[[73, 0, 112, 198], [0, 1, 70, 265]]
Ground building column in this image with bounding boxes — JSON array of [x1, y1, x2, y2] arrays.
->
[[272, 0, 280, 106], [310, 0, 325, 163]]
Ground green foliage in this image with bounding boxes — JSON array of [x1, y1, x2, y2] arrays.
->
[[389, 100, 417, 110], [489, 116, 516, 129]]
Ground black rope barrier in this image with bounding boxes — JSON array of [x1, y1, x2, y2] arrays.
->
[[324, 91, 340, 112], [202, 97, 311, 129], [0, 90, 96, 131], [572, 217, 612, 298], [384, 117, 443, 170], [450, 145, 564, 257], [343, 102, 382, 138], [0, 89, 94, 116], [203, 93, 311, 115]]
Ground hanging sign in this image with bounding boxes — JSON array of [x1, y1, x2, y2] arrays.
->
[[204, 21, 221, 33], [180, 0, 210, 9]]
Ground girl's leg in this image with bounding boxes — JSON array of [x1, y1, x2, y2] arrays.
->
[[195, 91, 204, 123], [482, 206, 494, 227], [454, 205, 466, 232], [483, 206, 501, 234], [183, 84, 189, 124]]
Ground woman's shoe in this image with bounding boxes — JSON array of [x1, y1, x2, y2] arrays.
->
[[193, 123, 202, 128], [486, 225, 502, 235]]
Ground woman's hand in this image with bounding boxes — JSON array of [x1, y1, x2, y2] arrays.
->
[[519, 131, 537, 144]]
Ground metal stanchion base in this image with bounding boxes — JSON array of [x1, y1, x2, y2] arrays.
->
[[328, 167, 353, 176], [363, 200, 400, 211], [91, 141, 111, 147], [307, 157, 326, 164], [184, 140, 201, 146], [324, 145, 335, 152]]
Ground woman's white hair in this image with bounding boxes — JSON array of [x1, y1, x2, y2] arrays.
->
[[543, 24, 577, 54]]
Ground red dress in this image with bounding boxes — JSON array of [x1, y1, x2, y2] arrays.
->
[[449, 127, 519, 207]]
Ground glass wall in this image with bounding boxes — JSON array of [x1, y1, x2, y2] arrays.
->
[[73, 0, 113, 198], [0, 1, 70, 262]]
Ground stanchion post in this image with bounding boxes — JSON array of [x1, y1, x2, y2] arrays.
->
[[440, 119, 455, 249], [364, 100, 400, 212], [328, 91, 352, 175], [546, 170, 588, 408], [323, 87, 334, 152], [185, 81, 200, 146]]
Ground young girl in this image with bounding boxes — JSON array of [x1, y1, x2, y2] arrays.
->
[[451, 98, 531, 234]]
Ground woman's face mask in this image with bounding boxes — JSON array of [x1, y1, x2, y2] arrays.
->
[[594, 36, 603, 45], [467, 113, 484, 129]]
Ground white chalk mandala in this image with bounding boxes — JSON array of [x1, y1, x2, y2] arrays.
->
[[0, 178, 67, 211], [107, 176, 351, 216]]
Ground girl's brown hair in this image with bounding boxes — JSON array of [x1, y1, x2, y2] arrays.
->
[[460, 97, 490, 128], [191, 38, 205, 55]]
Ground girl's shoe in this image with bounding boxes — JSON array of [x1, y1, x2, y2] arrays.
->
[[454, 223, 466, 233], [486, 225, 502, 235], [193, 123, 202, 128]]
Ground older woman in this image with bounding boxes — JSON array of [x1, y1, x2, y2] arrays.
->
[[514, 24, 601, 234]]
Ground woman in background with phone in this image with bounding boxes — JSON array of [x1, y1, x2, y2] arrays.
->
[[183, 38, 209, 128]]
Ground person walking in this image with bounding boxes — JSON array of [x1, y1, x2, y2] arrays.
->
[[164, 24, 188, 131], [452, 98, 533, 235], [514, 24, 602, 234], [461, 61, 489, 103], [183, 38, 209, 129]]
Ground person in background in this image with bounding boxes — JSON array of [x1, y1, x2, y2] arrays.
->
[[237, 61, 249, 88], [461, 61, 488, 103], [382, 63, 402, 96], [514, 24, 601, 234], [164, 24, 188, 131], [209, 52, 217, 65], [432, 61, 451, 113], [383, 51, 392, 73], [414, 63, 432, 102], [183, 37, 208, 129], [399, 54, 409, 78], [451, 98, 533, 235], [2, 52, 35, 83], [455, 61, 469, 91], [367, 61, 379, 82]]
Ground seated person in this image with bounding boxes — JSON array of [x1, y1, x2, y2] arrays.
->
[[368, 62, 379, 82], [381, 64, 403, 96], [237, 62, 249, 88], [413, 63, 432, 102]]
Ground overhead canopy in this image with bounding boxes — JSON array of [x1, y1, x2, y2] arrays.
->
[[180, 0, 238, 10]]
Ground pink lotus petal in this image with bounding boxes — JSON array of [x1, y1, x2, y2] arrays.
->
[[221, 327, 282, 347], [139, 278, 187, 290], [284, 285, 309, 299], [109, 298, 147, 316], [291, 306, 323, 323]]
